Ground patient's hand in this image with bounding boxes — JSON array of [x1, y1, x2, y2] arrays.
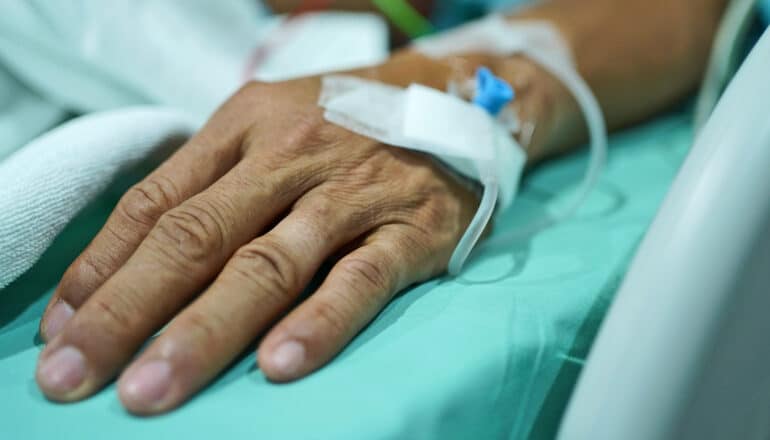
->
[[34, 71, 481, 414]]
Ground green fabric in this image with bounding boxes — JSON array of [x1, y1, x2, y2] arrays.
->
[[0, 113, 692, 439]]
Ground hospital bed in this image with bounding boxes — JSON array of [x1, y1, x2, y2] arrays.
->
[[1, 3, 768, 440]]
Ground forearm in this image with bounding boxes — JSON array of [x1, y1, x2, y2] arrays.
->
[[513, 0, 728, 151]]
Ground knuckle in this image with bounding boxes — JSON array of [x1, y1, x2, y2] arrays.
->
[[407, 190, 465, 240], [396, 227, 435, 262], [390, 227, 448, 279], [337, 257, 392, 294], [310, 184, 362, 210], [150, 201, 227, 269], [102, 219, 135, 248], [295, 188, 333, 214], [119, 177, 180, 227], [90, 295, 137, 335], [59, 253, 113, 305], [230, 240, 300, 301], [283, 112, 342, 156], [311, 300, 349, 335], [288, 111, 327, 142], [180, 310, 227, 345], [345, 149, 390, 186], [311, 174, 378, 217], [220, 165, 267, 192], [420, 196, 456, 229], [293, 201, 339, 245]]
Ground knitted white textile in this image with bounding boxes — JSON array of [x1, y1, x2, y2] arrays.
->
[[0, 108, 196, 288]]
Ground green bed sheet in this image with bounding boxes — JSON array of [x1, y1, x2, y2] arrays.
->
[[0, 113, 692, 439]]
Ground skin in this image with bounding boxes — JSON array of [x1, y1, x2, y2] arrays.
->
[[36, 0, 726, 415]]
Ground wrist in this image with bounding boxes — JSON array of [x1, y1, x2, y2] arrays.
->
[[377, 52, 581, 164], [490, 55, 581, 164], [320, 50, 580, 164]]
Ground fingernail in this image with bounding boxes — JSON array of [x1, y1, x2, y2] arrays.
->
[[37, 346, 87, 395], [121, 361, 172, 408], [270, 341, 305, 376], [44, 301, 74, 340]]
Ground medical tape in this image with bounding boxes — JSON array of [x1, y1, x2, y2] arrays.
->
[[319, 16, 607, 275]]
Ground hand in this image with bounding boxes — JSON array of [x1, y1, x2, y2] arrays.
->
[[35, 69, 482, 415]]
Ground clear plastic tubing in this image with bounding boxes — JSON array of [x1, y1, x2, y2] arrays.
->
[[482, 50, 608, 253]]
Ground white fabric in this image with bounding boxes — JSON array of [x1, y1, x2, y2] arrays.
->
[[0, 108, 196, 288]]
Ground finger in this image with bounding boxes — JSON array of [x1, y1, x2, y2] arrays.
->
[[35, 158, 321, 402], [116, 194, 372, 414], [258, 224, 445, 382], [40, 110, 246, 341]]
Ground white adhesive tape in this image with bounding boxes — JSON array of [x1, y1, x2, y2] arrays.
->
[[403, 84, 496, 160]]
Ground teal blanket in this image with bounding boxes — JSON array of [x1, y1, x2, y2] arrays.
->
[[0, 113, 692, 439]]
